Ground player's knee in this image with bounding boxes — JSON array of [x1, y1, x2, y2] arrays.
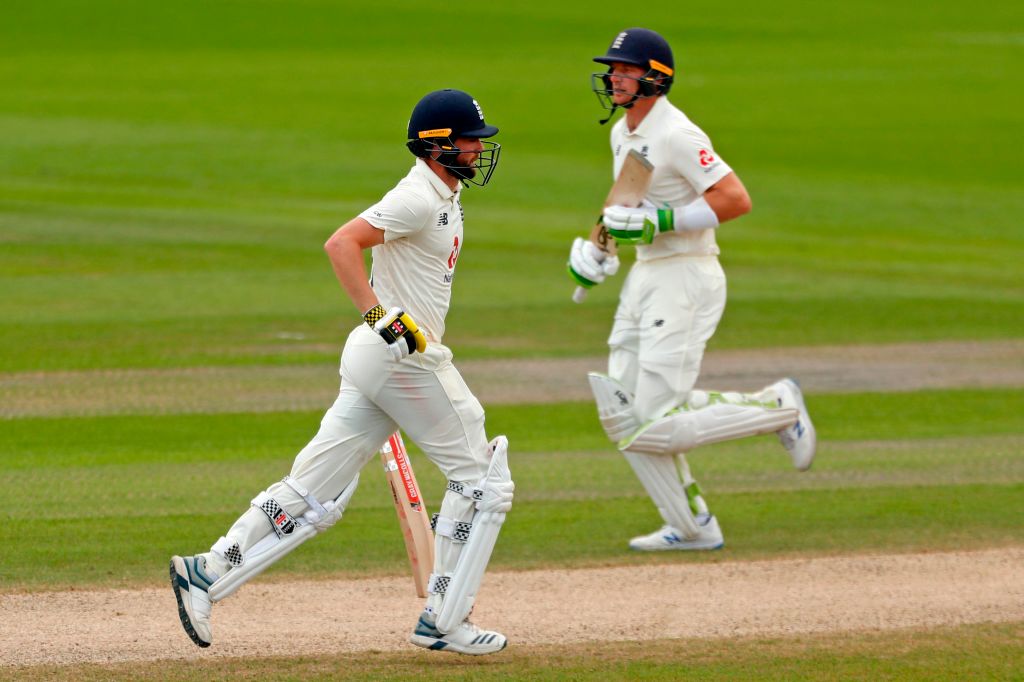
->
[[620, 409, 698, 455], [588, 372, 640, 443]]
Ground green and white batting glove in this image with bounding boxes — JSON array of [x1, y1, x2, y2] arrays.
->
[[603, 197, 719, 244], [567, 236, 620, 289], [602, 202, 669, 244]]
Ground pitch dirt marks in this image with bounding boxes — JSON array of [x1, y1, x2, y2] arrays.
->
[[2, 339, 1022, 418], [1, 548, 1021, 667]]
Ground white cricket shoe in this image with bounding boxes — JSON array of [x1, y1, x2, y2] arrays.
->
[[629, 515, 724, 551], [409, 611, 508, 655], [773, 378, 816, 471], [170, 555, 214, 648]]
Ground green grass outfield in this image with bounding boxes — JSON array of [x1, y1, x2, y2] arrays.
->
[[1, 0, 1022, 679], [2, 389, 1023, 590]]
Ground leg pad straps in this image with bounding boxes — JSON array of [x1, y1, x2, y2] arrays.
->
[[207, 475, 359, 602], [252, 491, 297, 537], [427, 573, 452, 595], [431, 514, 473, 543]]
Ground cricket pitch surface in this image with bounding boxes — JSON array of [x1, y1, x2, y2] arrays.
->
[[2, 548, 1022, 666]]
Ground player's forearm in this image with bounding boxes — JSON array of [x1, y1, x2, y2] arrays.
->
[[639, 174, 752, 239], [702, 172, 752, 224], [660, 174, 751, 230], [324, 232, 378, 314]]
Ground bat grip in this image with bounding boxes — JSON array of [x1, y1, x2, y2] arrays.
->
[[572, 286, 588, 304]]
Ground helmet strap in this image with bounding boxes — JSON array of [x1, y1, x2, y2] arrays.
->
[[599, 91, 641, 125], [599, 103, 618, 125]]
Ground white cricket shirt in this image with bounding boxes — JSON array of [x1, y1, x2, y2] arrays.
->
[[609, 96, 733, 260], [359, 159, 464, 343]]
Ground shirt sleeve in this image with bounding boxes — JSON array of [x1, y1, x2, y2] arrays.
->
[[667, 125, 733, 195], [359, 185, 433, 241]]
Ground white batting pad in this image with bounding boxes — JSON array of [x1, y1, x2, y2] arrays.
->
[[621, 391, 797, 455], [622, 450, 700, 538], [588, 372, 640, 442], [208, 475, 359, 602], [435, 436, 513, 634]]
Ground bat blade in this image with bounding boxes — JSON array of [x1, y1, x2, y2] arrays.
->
[[574, 149, 654, 303], [381, 432, 435, 597]]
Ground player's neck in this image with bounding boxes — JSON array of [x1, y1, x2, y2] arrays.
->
[[625, 96, 659, 132], [425, 159, 461, 191]]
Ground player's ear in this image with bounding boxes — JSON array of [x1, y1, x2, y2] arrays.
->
[[406, 139, 435, 159]]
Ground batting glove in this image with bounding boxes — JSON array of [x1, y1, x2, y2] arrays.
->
[[568, 237, 620, 289], [602, 202, 671, 245], [364, 304, 428, 361], [604, 197, 720, 244]]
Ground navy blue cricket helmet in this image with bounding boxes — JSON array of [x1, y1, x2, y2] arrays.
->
[[406, 89, 501, 186], [591, 28, 675, 122]]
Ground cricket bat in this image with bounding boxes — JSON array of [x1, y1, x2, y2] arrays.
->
[[380, 431, 435, 598], [572, 149, 655, 303]]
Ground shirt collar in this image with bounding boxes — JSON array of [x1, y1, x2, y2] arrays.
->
[[415, 158, 458, 200], [623, 95, 669, 139]]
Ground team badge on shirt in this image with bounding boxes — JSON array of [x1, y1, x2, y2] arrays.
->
[[698, 149, 719, 172], [444, 235, 460, 284], [447, 236, 460, 270]]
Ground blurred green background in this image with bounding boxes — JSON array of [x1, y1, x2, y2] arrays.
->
[[2, 1, 1021, 372]]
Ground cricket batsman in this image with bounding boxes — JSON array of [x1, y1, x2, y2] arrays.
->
[[567, 28, 817, 550], [171, 89, 513, 655]]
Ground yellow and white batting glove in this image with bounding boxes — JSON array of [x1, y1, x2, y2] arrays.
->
[[567, 237, 620, 289], [603, 197, 719, 245], [363, 304, 427, 361]]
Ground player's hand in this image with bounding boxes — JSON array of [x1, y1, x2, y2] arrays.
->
[[568, 236, 620, 288], [603, 202, 672, 244], [363, 305, 427, 361]]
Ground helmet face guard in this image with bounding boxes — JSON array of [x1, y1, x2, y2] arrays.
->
[[403, 134, 499, 187], [591, 67, 672, 112], [407, 134, 501, 187]]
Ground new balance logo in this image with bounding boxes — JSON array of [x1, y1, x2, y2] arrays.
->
[[437, 213, 448, 226]]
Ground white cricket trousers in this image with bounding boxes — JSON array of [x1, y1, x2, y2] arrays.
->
[[608, 254, 727, 421], [211, 323, 490, 574]]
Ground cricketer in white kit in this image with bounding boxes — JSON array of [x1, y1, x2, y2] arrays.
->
[[568, 28, 817, 551], [171, 89, 513, 655]]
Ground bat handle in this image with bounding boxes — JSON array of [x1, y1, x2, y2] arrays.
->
[[572, 286, 588, 304]]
